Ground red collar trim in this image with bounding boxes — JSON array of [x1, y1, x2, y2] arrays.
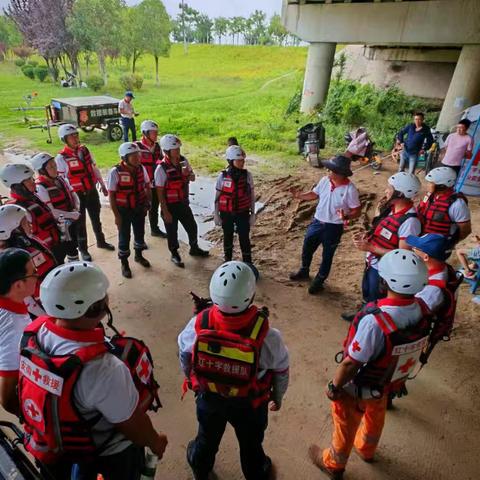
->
[[0, 298, 28, 314], [141, 137, 155, 150], [428, 266, 447, 277], [45, 318, 105, 343], [434, 188, 455, 200], [329, 178, 350, 191], [377, 297, 415, 307], [392, 203, 413, 216]]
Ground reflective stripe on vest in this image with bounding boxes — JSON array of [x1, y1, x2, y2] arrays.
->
[[161, 159, 188, 204], [114, 163, 147, 209], [136, 140, 162, 182], [59, 146, 96, 193], [369, 207, 417, 251], [217, 169, 251, 214], [36, 176, 75, 212]]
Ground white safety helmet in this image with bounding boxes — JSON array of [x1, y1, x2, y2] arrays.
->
[[160, 134, 181, 151], [425, 167, 457, 188], [209, 261, 256, 314], [30, 152, 54, 172], [40, 261, 110, 319], [0, 163, 34, 188], [387, 172, 421, 199], [226, 145, 245, 162], [58, 124, 78, 143], [0, 205, 29, 240], [119, 142, 140, 159], [378, 249, 428, 295], [141, 120, 159, 135]]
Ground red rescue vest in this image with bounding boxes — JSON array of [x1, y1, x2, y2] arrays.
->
[[136, 139, 163, 182], [342, 301, 429, 394], [58, 145, 96, 193], [36, 175, 76, 212], [113, 162, 148, 209], [160, 157, 189, 204], [190, 306, 271, 408], [369, 205, 417, 251], [18, 317, 161, 464], [9, 193, 60, 248], [417, 189, 468, 236], [217, 169, 252, 214]]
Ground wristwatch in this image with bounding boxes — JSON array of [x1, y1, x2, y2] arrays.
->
[[327, 381, 340, 396]]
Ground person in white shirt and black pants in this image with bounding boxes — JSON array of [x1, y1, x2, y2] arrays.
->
[[118, 91, 138, 142], [290, 156, 362, 294]]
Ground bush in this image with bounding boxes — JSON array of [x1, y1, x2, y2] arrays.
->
[[342, 100, 367, 126], [119, 73, 144, 91], [28, 60, 38, 67], [132, 73, 143, 90], [87, 75, 105, 92], [12, 46, 34, 59], [21, 64, 35, 80], [14, 58, 25, 67], [34, 65, 49, 82]]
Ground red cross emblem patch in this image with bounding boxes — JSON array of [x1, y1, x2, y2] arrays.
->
[[136, 352, 152, 385], [352, 341, 362, 352], [24, 399, 42, 423]]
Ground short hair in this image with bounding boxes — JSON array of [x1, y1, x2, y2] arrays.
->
[[227, 137, 239, 146], [459, 118, 472, 129], [0, 248, 31, 295], [414, 112, 425, 118]]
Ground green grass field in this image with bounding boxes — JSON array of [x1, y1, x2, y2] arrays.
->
[[0, 44, 310, 173]]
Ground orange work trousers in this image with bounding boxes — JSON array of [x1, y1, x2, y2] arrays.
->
[[322, 393, 388, 471]]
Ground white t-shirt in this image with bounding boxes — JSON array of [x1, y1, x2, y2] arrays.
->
[[312, 177, 360, 224], [442, 133, 474, 167], [118, 99, 134, 119], [415, 267, 448, 313], [106, 165, 151, 191], [366, 207, 422, 270], [348, 300, 423, 363], [36, 323, 139, 456], [154, 159, 193, 188], [0, 300, 31, 376]]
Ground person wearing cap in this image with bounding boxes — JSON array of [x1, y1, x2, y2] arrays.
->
[[289, 155, 361, 294], [0, 248, 36, 414], [352, 172, 422, 304], [136, 120, 167, 238], [309, 249, 429, 479], [107, 142, 152, 278], [417, 167, 471, 248], [55, 124, 114, 262], [214, 145, 256, 265], [440, 118, 474, 175], [31, 152, 81, 263], [154, 134, 209, 268], [119, 91, 138, 142]]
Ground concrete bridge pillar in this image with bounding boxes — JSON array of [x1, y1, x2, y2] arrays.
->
[[437, 44, 480, 132], [300, 42, 337, 113]]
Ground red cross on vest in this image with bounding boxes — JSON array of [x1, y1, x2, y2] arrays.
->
[[398, 357, 416, 374], [136, 353, 152, 384], [32, 368, 42, 382], [352, 341, 362, 352]]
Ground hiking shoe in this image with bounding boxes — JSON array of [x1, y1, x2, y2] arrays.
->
[[289, 268, 310, 281], [134, 252, 151, 268], [187, 440, 210, 480], [97, 241, 115, 251], [341, 312, 355, 322], [308, 276, 325, 294], [151, 228, 167, 238], [121, 260, 132, 279], [79, 250, 92, 262], [353, 449, 374, 463], [308, 445, 344, 480], [171, 251, 185, 268], [189, 245, 209, 257]]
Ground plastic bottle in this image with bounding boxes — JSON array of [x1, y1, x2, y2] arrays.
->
[[140, 448, 158, 479]]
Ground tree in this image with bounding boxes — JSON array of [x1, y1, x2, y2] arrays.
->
[[67, 0, 126, 85], [193, 13, 213, 44], [122, 6, 145, 73], [0, 15, 22, 60], [213, 17, 228, 45], [244, 10, 268, 45], [135, 0, 171, 86], [228, 16, 245, 45], [268, 14, 287, 46]]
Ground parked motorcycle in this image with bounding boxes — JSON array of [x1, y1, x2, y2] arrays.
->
[[297, 122, 326, 168]]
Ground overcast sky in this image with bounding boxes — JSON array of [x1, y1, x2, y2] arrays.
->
[[0, 0, 282, 18]]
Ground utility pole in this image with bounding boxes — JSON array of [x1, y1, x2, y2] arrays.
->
[[180, 0, 188, 55]]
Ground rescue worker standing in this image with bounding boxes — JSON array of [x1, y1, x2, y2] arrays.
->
[[309, 249, 428, 479], [289, 156, 361, 294], [214, 145, 256, 264], [55, 124, 114, 261], [108, 143, 152, 279], [31, 152, 81, 262], [154, 134, 209, 268], [136, 120, 167, 238], [178, 261, 289, 480], [417, 167, 471, 249], [0, 163, 63, 263], [0, 248, 36, 414], [353, 172, 422, 303], [18, 262, 168, 479]]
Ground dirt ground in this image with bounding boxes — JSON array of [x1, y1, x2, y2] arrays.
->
[[1, 150, 479, 480]]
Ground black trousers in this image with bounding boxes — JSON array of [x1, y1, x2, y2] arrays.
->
[[221, 211, 252, 263], [76, 189, 106, 251], [164, 202, 198, 253], [117, 207, 146, 259], [148, 187, 160, 231], [188, 393, 271, 480]]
